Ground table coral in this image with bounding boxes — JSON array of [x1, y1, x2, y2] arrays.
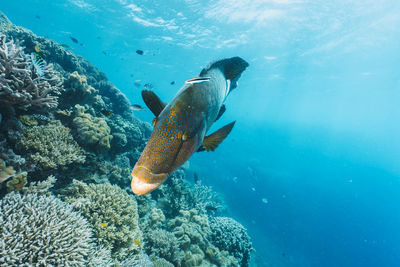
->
[[73, 104, 113, 151], [61, 180, 142, 262], [0, 192, 106, 266], [18, 120, 86, 169]]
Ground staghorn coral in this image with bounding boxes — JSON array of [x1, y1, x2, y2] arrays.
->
[[191, 181, 224, 215], [61, 180, 142, 262], [0, 35, 62, 109], [209, 217, 253, 267], [0, 192, 105, 266], [73, 104, 113, 151], [18, 120, 86, 169]]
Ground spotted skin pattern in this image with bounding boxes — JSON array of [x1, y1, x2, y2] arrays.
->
[[131, 57, 248, 195]]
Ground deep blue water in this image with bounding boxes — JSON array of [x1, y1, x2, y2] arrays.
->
[[3, 0, 400, 266]]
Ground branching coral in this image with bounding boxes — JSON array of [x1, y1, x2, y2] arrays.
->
[[73, 104, 113, 151], [61, 180, 142, 261], [209, 217, 253, 267], [0, 35, 62, 109], [0, 192, 101, 266], [191, 181, 224, 215], [18, 120, 86, 169]]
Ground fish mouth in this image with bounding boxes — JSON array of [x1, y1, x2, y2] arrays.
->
[[131, 165, 169, 195]]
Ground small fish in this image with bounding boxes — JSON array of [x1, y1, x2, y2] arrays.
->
[[136, 49, 144, 55], [70, 36, 79, 44], [144, 83, 153, 90], [170, 81, 175, 85], [262, 198, 268, 204], [34, 45, 40, 53], [100, 223, 107, 227], [35, 15, 40, 19], [60, 43, 73, 50], [134, 82, 141, 88], [130, 104, 145, 111], [7, 24, 11, 29], [102, 51, 107, 55], [185, 77, 211, 84], [193, 172, 199, 183], [134, 239, 141, 246], [31, 52, 45, 77], [100, 109, 113, 117]]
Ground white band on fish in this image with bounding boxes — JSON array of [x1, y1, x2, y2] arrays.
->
[[185, 77, 211, 84]]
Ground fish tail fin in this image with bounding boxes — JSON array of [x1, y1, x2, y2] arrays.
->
[[200, 56, 249, 91]]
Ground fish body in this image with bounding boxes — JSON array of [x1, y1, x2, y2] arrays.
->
[[130, 104, 145, 111], [131, 57, 249, 195], [70, 36, 78, 44]]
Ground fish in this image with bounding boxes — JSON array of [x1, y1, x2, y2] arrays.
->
[[31, 52, 45, 77], [170, 81, 175, 85], [7, 24, 11, 29], [102, 51, 107, 55], [134, 239, 141, 246], [100, 223, 107, 227], [35, 15, 40, 19], [34, 44, 40, 53], [70, 36, 79, 44], [130, 57, 249, 195], [144, 83, 153, 90], [100, 109, 113, 117], [185, 77, 211, 84], [136, 49, 144, 55], [193, 172, 199, 183], [134, 82, 141, 88], [60, 43, 73, 50], [130, 104, 145, 111]]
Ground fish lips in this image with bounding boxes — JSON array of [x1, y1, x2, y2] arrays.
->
[[131, 165, 169, 195]]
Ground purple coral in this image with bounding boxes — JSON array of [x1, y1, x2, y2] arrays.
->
[[0, 35, 61, 109]]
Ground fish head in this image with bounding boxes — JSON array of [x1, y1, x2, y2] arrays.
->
[[131, 104, 203, 195]]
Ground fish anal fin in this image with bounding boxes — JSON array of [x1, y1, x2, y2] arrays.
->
[[202, 121, 235, 152], [142, 90, 167, 117], [215, 105, 226, 121]]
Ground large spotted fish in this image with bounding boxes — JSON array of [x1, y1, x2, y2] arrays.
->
[[131, 57, 249, 195]]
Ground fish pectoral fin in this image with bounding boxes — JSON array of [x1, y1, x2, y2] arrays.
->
[[215, 105, 226, 121], [202, 121, 236, 152], [141, 90, 167, 117]]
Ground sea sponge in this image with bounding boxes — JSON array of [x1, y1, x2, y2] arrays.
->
[[18, 120, 86, 169], [73, 104, 113, 151], [61, 180, 142, 261], [209, 217, 253, 267], [0, 192, 106, 266]]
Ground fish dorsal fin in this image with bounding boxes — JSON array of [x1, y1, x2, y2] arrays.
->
[[201, 121, 235, 152], [215, 105, 226, 121], [200, 57, 249, 92], [185, 77, 211, 84], [141, 90, 167, 117]]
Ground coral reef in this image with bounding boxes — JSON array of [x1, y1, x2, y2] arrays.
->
[[73, 104, 113, 151], [209, 217, 253, 266], [61, 180, 142, 262], [5, 170, 27, 191], [0, 35, 62, 109], [0, 191, 110, 266], [0, 11, 254, 267], [18, 120, 86, 169], [0, 158, 15, 184]]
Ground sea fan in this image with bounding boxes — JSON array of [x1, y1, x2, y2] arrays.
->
[[30, 52, 45, 77]]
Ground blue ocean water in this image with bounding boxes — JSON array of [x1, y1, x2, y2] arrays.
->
[[3, 0, 400, 266]]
